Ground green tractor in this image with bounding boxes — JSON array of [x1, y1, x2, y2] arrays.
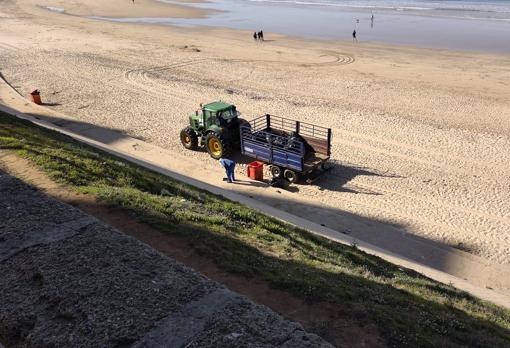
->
[[180, 101, 247, 159]]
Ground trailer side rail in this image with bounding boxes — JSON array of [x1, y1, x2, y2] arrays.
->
[[240, 124, 305, 171], [248, 114, 332, 156]]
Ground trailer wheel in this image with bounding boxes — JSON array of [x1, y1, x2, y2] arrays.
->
[[284, 169, 300, 184], [270, 165, 282, 178]]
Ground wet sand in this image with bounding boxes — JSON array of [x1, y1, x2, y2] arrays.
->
[[0, 0, 509, 284], [104, 0, 510, 53]]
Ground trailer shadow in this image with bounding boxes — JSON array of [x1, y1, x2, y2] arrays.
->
[[228, 153, 402, 195], [311, 161, 403, 195]]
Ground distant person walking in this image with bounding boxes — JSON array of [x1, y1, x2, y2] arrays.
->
[[253, 31, 258, 41], [219, 158, 236, 183], [352, 30, 357, 42], [260, 30, 264, 41]]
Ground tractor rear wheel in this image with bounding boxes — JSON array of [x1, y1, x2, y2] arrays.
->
[[205, 133, 231, 160], [284, 169, 300, 184], [180, 127, 198, 150], [270, 165, 282, 178]]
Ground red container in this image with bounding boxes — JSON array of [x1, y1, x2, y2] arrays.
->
[[247, 161, 264, 181], [30, 90, 42, 105]]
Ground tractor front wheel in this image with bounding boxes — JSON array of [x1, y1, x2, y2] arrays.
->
[[205, 133, 231, 160], [180, 127, 198, 150]]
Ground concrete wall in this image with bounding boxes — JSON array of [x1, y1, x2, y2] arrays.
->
[[0, 170, 332, 347]]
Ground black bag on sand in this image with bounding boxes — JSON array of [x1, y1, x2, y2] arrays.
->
[[269, 177, 286, 188]]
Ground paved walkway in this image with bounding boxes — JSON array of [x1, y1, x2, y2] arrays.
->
[[0, 170, 331, 347], [1, 75, 509, 309]]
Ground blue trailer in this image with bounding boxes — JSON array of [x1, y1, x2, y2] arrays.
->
[[240, 114, 332, 183]]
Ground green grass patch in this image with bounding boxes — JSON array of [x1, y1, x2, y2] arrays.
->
[[1, 112, 509, 347]]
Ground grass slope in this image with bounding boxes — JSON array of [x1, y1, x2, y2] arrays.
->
[[1, 112, 509, 347]]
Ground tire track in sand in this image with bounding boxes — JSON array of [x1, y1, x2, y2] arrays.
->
[[0, 42, 19, 52], [123, 54, 355, 99]]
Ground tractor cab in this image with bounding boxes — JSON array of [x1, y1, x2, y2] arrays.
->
[[182, 101, 246, 159], [191, 101, 239, 130]]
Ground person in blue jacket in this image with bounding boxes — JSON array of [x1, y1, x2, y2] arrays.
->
[[219, 158, 236, 183]]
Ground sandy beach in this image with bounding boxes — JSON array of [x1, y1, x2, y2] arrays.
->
[[1, 0, 509, 282]]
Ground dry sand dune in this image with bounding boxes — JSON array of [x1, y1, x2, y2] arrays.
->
[[1, 0, 509, 274]]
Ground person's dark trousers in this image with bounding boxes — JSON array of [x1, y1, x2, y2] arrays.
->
[[220, 158, 236, 182], [227, 163, 236, 182]]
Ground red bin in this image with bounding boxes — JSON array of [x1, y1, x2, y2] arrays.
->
[[247, 161, 264, 181], [30, 90, 42, 105]]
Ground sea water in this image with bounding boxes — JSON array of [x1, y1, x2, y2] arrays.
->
[[90, 0, 510, 53], [239, 0, 510, 21]]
